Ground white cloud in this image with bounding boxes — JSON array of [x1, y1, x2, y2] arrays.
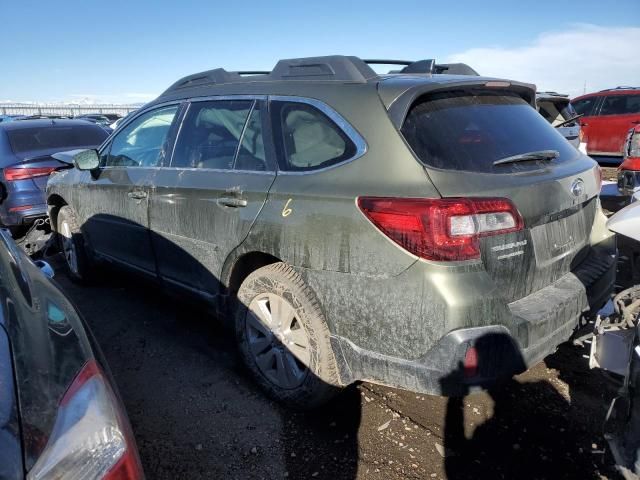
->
[[447, 24, 640, 98]]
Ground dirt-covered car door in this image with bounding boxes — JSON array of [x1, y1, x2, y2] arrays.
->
[[79, 105, 180, 274], [148, 98, 275, 298]]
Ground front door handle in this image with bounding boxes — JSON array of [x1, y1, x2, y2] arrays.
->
[[218, 197, 247, 208], [127, 191, 147, 200]]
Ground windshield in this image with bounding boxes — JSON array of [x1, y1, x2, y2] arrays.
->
[[7, 125, 108, 154], [401, 90, 578, 173]]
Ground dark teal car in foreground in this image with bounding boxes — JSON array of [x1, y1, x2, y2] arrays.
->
[[0, 229, 143, 479]]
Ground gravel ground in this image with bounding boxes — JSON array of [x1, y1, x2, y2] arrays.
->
[[602, 167, 618, 182], [50, 257, 623, 480]]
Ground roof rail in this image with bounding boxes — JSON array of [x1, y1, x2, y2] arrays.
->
[[236, 71, 270, 76], [269, 55, 377, 81], [160, 55, 479, 97], [161, 55, 378, 96], [599, 86, 640, 92], [364, 59, 478, 76]]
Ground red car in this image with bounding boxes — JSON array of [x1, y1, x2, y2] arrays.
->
[[571, 87, 640, 161]]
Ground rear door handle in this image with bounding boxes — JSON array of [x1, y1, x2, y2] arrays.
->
[[218, 197, 247, 208], [127, 191, 147, 200]]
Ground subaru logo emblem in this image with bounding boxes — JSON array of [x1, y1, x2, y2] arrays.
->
[[571, 179, 585, 197]]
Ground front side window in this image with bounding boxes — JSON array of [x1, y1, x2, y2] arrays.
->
[[600, 95, 640, 116], [571, 97, 598, 117], [171, 100, 255, 170], [104, 105, 178, 167], [271, 101, 356, 171]]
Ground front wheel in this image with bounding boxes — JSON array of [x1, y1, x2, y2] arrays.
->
[[56, 206, 91, 282], [235, 262, 342, 409]]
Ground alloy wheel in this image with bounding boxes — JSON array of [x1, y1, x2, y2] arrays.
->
[[245, 293, 311, 389]]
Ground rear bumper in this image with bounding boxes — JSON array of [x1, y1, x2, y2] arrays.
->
[[0, 179, 47, 227], [331, 248, 617, 396], [0, 203, 47, 227]]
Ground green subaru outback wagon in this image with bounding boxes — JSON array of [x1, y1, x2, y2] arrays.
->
[[47, 56, 616, 408]]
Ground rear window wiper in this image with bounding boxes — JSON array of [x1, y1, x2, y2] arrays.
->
[[554, 113, 584, 129], [493, 150, 559, 166]]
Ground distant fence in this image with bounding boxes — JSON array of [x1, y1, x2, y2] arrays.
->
[[0, 103, 141, 117]]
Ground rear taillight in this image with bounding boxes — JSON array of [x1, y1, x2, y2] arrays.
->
[[4, 166, 58, 181], [620, 157, 640, 172], [463, 346, 479, 378], [624, 127, 640, 160], [595, 164, 603, 191], [357, 197, 523, 262], [27, 360, 143, 480]]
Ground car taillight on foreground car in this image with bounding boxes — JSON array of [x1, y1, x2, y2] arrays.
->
[[4, 166, 58, 181], [357, 197, 523, 261], [617, 127, 640, 194], [27, 360, 143, 480]]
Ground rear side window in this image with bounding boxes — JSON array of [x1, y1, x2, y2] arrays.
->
[[600, 95, 640, 116], [171, 100, 261, 170], [7, 125, 108, 154], [401, 90, 578, 173], [104, 105, 178, 167], [271, 101, 356, 171]]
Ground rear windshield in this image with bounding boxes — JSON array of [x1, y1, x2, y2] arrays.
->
[[537, 99, 577, 126], [401, 90, 579, 173], [7, 125, 108, 154]]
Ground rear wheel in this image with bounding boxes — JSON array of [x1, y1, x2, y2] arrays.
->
[[56, 206, 91, 282], [235, 262, 341, 409]]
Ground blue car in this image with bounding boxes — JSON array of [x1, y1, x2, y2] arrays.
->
[[0, 119, 108, 234]]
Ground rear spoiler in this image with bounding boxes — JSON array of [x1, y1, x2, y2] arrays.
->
[[383, 79, 537, 129]]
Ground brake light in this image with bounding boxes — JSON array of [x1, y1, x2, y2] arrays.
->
[[27, 360, 144, 480], [4, 166, 57, 181], [625, 127, 640, 160], [357, 197, 523, 261], [463, 346, 479, 378], [620, 158, 640, 171], [595, 164, 603, 191]]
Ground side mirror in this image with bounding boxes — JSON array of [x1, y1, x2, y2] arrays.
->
[[72, 149, 100, 171]]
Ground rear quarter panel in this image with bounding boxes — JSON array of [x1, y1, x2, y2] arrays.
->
[[238, 85, 440, 278]]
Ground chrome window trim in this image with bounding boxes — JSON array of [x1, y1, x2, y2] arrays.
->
[[188, 94, 268, 102], [268, 95, 368, 175]]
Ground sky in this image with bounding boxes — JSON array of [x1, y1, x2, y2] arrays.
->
[[1, 0, 638, 104]]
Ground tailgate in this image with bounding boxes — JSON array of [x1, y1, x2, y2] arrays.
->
[[427, 164, 600, 301], [399, 87, 602, 302]]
